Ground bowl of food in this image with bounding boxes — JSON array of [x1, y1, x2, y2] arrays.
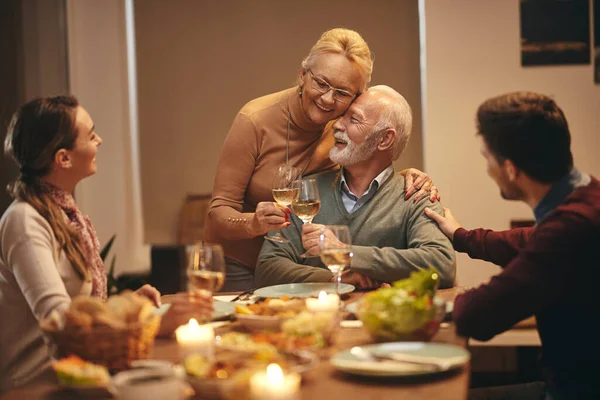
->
[[358, 269, 446, 342], [234, 297, 305, 331], [183, 350, 316, 400]]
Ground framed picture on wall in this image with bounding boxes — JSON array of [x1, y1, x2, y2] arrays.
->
[[520, 0, 591, 66]]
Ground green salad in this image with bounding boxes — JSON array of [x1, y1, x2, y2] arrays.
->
[[359, 269, 442, 340]]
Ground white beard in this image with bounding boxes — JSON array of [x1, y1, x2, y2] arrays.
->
[[329, 130, 377, 166]]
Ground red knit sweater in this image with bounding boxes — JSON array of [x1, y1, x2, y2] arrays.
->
[[453, 177, 600, 396]]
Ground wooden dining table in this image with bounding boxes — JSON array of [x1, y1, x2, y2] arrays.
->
[[0, 289, 471, 400]]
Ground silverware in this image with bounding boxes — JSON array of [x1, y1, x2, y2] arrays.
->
[[229, 289, 255, 302], [349, 346, 444, 371]]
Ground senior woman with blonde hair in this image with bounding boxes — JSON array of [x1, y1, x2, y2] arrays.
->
[[206, 28, 438, 291]]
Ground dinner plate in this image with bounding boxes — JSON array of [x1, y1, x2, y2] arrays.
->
[[254, 283, 355, 298], [330, 342, 470, 377], [157, 297, 235, 321]]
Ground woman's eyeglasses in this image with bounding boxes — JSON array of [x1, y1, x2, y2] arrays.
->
[[308, 69, 357, 104]]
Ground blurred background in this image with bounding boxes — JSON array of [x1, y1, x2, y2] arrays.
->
[[0, 0, 599, 290]]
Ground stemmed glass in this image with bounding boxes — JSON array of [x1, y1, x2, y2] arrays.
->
[[186, 243, 226, 296], [291, 178, 321, 258], [265, 164, 300, 243], [319, 225, 352, 298]]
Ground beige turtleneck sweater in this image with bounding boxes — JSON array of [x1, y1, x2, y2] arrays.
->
[[205, 87, 337, 269]]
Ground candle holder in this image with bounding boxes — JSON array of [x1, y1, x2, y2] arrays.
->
[[175, 318, 215, 361], [249, 363, 301, 400]]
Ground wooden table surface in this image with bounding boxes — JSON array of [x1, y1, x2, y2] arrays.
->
[[0, 290, 471, 400]]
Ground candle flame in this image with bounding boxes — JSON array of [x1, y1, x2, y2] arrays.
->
[[189, 318, 199, 329], [266, 363, 284, 384], [318, 291, 328, 301]]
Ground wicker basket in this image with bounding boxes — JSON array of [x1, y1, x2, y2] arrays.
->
[[41, 314, 161, 371]]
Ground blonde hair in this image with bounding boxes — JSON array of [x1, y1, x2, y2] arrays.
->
[[302, 28, 373, 92], [5, 96, 90, 281]]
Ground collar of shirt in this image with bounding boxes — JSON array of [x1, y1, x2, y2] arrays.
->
[[533, 167, 591, 223], [339, 164, 394, 214]]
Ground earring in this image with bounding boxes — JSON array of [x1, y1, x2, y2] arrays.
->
[[298, 87, 303, 97]]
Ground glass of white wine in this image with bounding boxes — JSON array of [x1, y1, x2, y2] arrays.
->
[[292, 178, 321, 258], [186, 243, 226, 296], [265, 164, 301, 244], [319, 225, 352, 298]]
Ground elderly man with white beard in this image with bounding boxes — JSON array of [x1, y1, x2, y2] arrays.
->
[[255, 86, 456, 289]]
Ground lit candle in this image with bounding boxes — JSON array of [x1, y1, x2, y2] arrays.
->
[[175, 318, 214, 360], [305, 291, 339, 312], [250, 363, 301, 400]]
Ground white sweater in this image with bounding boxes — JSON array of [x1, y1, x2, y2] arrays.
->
[[0, 200, 91, 392]]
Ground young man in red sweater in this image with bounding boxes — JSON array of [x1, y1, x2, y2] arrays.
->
[[425, 91, 600, 400]]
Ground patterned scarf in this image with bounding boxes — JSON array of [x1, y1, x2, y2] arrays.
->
[[39, 182, 107, 299]]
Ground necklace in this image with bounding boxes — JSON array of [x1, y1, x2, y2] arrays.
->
[[285, 111, 323, 178]]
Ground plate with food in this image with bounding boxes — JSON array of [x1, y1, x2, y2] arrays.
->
[[234, 297, 306, 331], [158, 296, 235, 321], [52, 355, 116, 396], [216, 328, 327, 354], [253, 282, 355, 298], [330, 342, 470, 377]]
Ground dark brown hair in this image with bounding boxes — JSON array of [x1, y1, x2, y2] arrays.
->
[[4, 95, 89, 280], [476, 91, 573, 184]]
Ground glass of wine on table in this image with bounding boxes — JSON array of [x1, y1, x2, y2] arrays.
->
[[319, 225, 352, 299], [292, 178, 321, 258], [265, 164, 301, 244], [186, 244, 226, 306]]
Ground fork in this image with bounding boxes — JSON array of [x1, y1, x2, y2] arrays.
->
[[350, 347, 444, 371], [229, 289, 255, 302]]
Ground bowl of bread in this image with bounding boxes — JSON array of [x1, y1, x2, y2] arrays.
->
[[40, 290, 161, 370]]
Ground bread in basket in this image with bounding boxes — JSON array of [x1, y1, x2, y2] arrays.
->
[[40, 290, 161, 370]]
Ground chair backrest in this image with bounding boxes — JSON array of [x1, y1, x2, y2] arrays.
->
[[177, 193, 212, 244]]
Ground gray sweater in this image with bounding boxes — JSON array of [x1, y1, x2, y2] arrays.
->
[[256, 170, 456, 288]]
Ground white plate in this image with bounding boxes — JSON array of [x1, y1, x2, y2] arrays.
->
[[330, 342, 470, 377], [254, 283, 355, 298], [157, 298, 235, 321]]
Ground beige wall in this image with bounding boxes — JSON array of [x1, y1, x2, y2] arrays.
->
[[1, 0, 69, 214], [422, 0, 600, 286], [134, 0, 423, 244], [68, 0, 150, 274]]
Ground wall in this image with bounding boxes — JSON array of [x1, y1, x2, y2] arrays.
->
[[0, 0, 69, 215], [67, 0, 149, 274], [134, 0, 423, 244], [0, 0, 22, 214], [422, 0, 600, 286]]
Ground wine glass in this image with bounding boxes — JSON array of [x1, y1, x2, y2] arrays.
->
[[291, 178, 321, 258], [319, 225, 352, 298], [186, 243, 226, 296], [265, 164, 300, 243]]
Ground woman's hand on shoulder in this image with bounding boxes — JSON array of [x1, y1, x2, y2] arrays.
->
[[401, 168, 441, 203], [249, 201, 291, 237], [157, 291, 214, 337]]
